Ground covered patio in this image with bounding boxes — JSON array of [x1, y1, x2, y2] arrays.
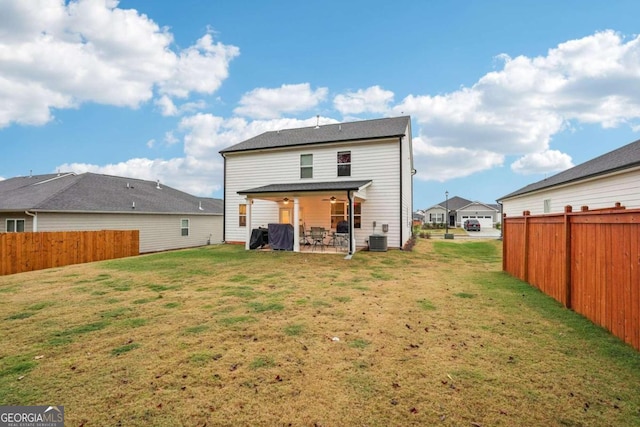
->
[[238, 180, 372, 257]]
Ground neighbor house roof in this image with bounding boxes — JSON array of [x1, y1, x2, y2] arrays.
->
[[219, 116, 411, 154], [499, 138, 640, 200], [0, 172, 223, 215], [428, 196, 473, 211]]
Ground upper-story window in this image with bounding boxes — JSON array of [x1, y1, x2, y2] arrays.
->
[[300, 154, 313, 178], [337, 151, 351, 177], [6, 219, 25, 232]]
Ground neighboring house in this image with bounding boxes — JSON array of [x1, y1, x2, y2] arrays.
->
[[422, 196, 499, 228], [499, 138, 640, 216], [412, 212, 425, 226], [219, 116, 414, 254], [0, 172, 223, 253]]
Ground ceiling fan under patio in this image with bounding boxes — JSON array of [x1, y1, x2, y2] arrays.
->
[[322, 196, 346, 203]]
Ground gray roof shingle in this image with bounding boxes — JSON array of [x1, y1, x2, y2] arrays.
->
[[220, 116, 411, 154], [0, 173, 223, 215], [500, 138, 640, 200], [238, 180, 373, 195]]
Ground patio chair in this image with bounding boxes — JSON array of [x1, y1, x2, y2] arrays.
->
[[330, 220, 349, 252], [330, 232, 349, 252], [299, 224, 311, 245], [310, 227, 326, 251]]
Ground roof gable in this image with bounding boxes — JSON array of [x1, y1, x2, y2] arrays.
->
[[458, 201, 499, 212], [500, 138, 640, 200], [220, 116, 410, 154]]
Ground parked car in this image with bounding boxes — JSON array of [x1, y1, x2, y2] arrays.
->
[[464, 219, 481, 231]]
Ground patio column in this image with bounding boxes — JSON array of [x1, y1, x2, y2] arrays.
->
[[348, 191, 355, 255], [244, 197, 253, 250], [293, 197, 300, 252]]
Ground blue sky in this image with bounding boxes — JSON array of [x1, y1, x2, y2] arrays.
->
[[2, 0, 640, 210]]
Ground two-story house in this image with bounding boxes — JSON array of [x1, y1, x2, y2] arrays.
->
[[219, 116, 414, 255]]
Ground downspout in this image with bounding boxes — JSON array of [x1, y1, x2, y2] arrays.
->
[[25, 210, 37, 231], [399, 136, 403, 249], [222, 154, 227, 242], [347, 191, 354, 257]]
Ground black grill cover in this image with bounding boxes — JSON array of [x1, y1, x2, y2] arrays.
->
[[268, 223, 294, 250], [336, 220, 349, 233], [249, 228, 268, 249]]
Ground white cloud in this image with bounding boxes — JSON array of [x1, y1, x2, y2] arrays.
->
[[155, 95, 178, 117], [0, 0, 238, 128], [155, 95, 207, 117], [511, 150, 574, 175], [333, 85, 394, 115], [397, 30, 640, 179], [412, 136, 504, 181], [164, 131, 179, 145], [159, 33, 239, 98], [146, 139, 155, 148], [234, 83, 328, 119], [56, 114, 331, 196]]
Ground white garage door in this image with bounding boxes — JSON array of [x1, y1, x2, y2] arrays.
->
[[461, 215, 493, 230]]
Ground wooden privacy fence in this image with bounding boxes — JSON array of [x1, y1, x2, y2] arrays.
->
[[0, 230, 139, 276], [503, 203, 640, 351]]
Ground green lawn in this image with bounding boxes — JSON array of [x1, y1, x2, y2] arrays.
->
[[1, 239, 639, 426]]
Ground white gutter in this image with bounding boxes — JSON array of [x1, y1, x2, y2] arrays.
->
[[25, 210, 37, 231]]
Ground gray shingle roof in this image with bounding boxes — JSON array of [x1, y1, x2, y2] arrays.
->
[[430, 196, 473, 211], [500, 138, 640, 200], [0, 172, 223, 215], [238, 180, 373, 195], [220, 116, 411, 154]]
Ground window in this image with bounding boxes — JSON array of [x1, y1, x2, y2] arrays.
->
[[330, 202, 361, 229], [429, 213, 444, 223], [300, 154, 313, 178], [337, 151, 351, 177], [6, 219, 25, 233], [181, 219, 189, 236], [543, 199, 551, 213], [239, 204, 247, 227], [330, 203, 346, 229]]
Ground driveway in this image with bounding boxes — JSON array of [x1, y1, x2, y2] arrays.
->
[[430, 227, 502, 239], [466, 227, 502, 239]]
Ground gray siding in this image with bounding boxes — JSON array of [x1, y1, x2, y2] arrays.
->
[[21, 212, 223, 253]]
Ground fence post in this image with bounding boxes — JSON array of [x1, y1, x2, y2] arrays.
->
[[523, 210, 530, 282], [563, 205, 573, 309], [502, 213, 507, 272]]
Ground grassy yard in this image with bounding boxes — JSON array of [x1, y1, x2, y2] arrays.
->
[[1, 239, 639, 426]]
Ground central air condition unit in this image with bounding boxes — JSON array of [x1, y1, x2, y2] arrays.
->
[[369, 235, 387, 252]]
